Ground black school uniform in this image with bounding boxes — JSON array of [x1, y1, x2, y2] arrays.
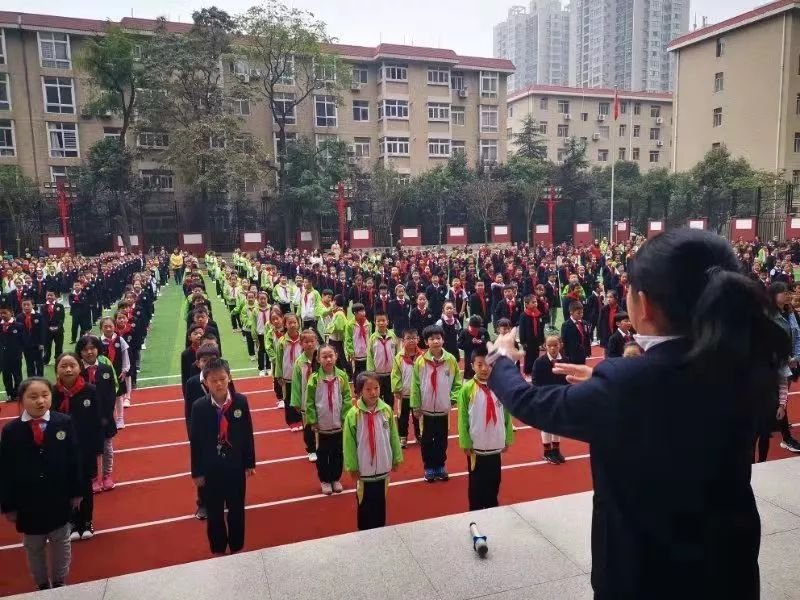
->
[[82, 362, 119, 439], [598, 304, 619, 349], [458, 327, 489, 380], [425, 284, 448, 318], [181, 346, 199, 398], [388, 298, 411, 336], [606, 329, 635, 358], [531, 354, 568, 387], [41, 302, 65, 364], [518, 309, 545, 375], [493, 297, 521, 327], [437, 317, 461, 360], [560, 318, 591, 365], [0, 412, 83, 536], [0, 319, 24, 401], [16, 311, 44, 377], [190, 392, 256, 554], [468, 292, 491, 327], [584, 292, 602, 342], [409, 308, 435, 347], [68, 289, 90, 343]]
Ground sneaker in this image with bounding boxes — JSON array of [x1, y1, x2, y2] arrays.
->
[[424, 469, 436, 483], [141, 344, 147, 350], [307, 452, 318, 463], [195, 506, 208, 520], [543, 449, 558, 464], [321, 482, 333, 495], [265, 368, 272, 376], [115, 418, 125, 430], [122, 397, 131, 408], [92, 478, 103, 494], [250, 356, 256, 362], [102, 475, 115, 490], [553, 450, 567, 464], [332, 481, 343, 493], [82, 523, 94, 539], [276, 400, 285, 409], [51, 582, 65, 588], [69, 527, 81, 542], [258, 370, 266, 377], [780, 439, 800, 453], [435, 468, 450, 482], [400, 436, 407, 449]]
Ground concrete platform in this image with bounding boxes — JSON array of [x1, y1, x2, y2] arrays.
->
[[10, 457, 800, 600]]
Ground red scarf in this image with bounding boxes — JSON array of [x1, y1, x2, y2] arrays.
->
[[104, 334, 118, 365], [364, 408, 377, 465], [367, 289, 375, 307], [56, 376, 86, 413], [84, 364, 98, 384], [23, 313, 32, 332], [467, 326, 479, 339], [377, 336, 392, 365], [1, 320, 12, 334], [574, 319, 586, 344], [380, 295, 388, 312], [608, 305, 618, 336], [402, 350, 418, 366], [47, 303, 55, 318], [507, 299, 516, 315], [286, 335, 300, 364], [323, 377, 337, 412], [524, 306, 540, 338], [356, 319, 368, 344], [216, 396, 234, 446], [476, 381, 498, 427], [425, 358, 444, 398], [29, 418, 45, 446]]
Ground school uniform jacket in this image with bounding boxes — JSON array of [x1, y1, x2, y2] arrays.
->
[[435, 317, 462, 359], [457, 379, 513, 454], [190, 392, 256, 478], [598, 304, 619, 348], [41, 301, 65, 332], [487, 339, 762, 599], [0, 412, 83, 535], [410, 350, 463, 414], [458, 327, 489, 361], [289, 353, 316, 411], [493, 297, 522, 326], [606, 329, 635, 359], [305, 368, 352, 432], [561, 318, 591, 365], [183, 374, 207, 428], [584, 292, 602, 328], [345, 319, 372, 361], [532, 354, 568, 387], [387, 298, 411, 336], [0, 319, 24, 363], [82, 361, 119, 438], [409, 308, 435, 340], [391, 350, 420, 398], [468, 291, 491, 326], [52, 383, 103, 474], [518, 309, 544, 349], [366, 330, 398, 375], [343, 399, 402, 480], [274, 334, 303, 381], [16, 311, 43, 349]]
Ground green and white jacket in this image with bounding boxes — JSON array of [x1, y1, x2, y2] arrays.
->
[[343, 399, 402, 480]]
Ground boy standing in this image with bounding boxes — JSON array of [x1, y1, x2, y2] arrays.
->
[[346, 303, 372, 380], [41, 291, 65, 366], [561, 301, 591, 365], [0, 303, 24, 401], [366, 312, 397, 410], [606, 312, 635, 358]]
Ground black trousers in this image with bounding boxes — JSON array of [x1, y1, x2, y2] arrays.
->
[[377, 375, 393, 410], [398, 397, 421, 440], [283, 381, 302, 425], [229, 308, 241, 330], [243, 331, 255, 357], [315, 431, 343, 483], [23, 346, 44, 377], [256, 333, 268, 371], [523, 346, 538, 376], [70, 312, 90, 342], [128, 347, 140, 388], [353, 358, 367, 381], [44, 328, 64, 364], [420, 414, 449, 470], [329, 340, 351, 377], [357, 478, 387, 530], [73, 459, 96, 531], [204, 468, 246, 554], [2, 360, 22, 401], [467, 453, 502, 511], [303, 422, 317, 454]]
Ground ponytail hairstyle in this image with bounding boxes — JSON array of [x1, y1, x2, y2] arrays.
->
[[628, 228, 789, 371]]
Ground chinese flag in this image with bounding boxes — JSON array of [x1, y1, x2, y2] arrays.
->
[[613, 89, 620, 121]]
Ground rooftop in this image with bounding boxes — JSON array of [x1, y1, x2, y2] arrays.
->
[[508, 84, 672, 103]]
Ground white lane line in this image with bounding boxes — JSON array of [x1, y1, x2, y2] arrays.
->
[[123, 403, 279, 427], [137, 367, 259, 382], [125, 374, 267, 391], [0, 447, 590, 552]]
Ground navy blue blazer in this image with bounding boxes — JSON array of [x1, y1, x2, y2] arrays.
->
[[488, 339, 761, 600]]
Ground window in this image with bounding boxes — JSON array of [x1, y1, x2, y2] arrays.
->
[[539, 97, 548, 110], [47, 122, 78, 157], [650, 105, 661, 118], [39, 32, 71, 69], [619, 124, 626, 137], [427, 67, 450, 85], [137, 130, 169, 149], [712, 142, 721, 150], [716, 37, 726, 57], [557, 123, 569, 137], [0, 119, 14, 156], [353, 100, 369, 121], [598, 101, 610, 116], [42, 77, 75, 113], [277, 56, 294, 85], [557, 148, 566, 162], [451, 71, 465, 91], [480, 139, 498, 163], [539, 122, 548, 135], [619, 101, 628, 115], [634, 102, 641, 115], [508, 106, 513, 118], [209, 136, 226, 149], [649, 151, 660, 163], [428, 102, 450, 121], [797, 94, 800, 115], [598, 149, 609, 162], [229, 98, 250, 116], [230, 59, 249, 79], [649, 128, 661, 140], [714, 72, 724, 92], [0, 29, 5, 65], [273, 92, 295, 124], [314, 59, 336, 84], [480, 105, 498, 132], [103, 127, 121, 139], [632, 147, 640, 160], [314, 95, 337, 127], [352, 66, 368, 84], [633, 125, 641, 137], [383, 63, 408, 82], [382, 136, 410, 156], [599, 125, 610, 139], [557, 100, 570, 114], [353, 137, 370, 157], [140, 169, 174, 191], [451, 140, 466, 156], [428, 138, 450, 157], [794, 170, 800, 187], [451, 106, 465, 126], [480, 71, 498, 98], [133, 44, 142, 61], [378, 99, 409, 119], [713, 107, 722, 128], [50, 166, 67, 182], [618, 147, 626, 160], [274, 132, 297, 156], [0, 73, 9, 110], [795, 133, 800, 153]]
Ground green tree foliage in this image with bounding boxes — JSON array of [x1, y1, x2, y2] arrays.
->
[[0, 166, 42, 256], [511, 115, 548, 161]]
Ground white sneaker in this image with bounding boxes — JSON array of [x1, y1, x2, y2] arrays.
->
[[265, 369, 272, 376], [122, 397, 131, 408], [69, 528, 81, 542], [115, 418, 125, 430], [321, 482, 333, 495], [141, 344, 146, 350], [276, 400, 285, 409], [332, 481, 343, 493], [290, 424, 303, 432], [250, 356, 256, 362], [258, 370, 266, 377], [308, 452, 318, 463]]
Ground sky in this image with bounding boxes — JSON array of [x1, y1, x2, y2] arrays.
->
[[1, 0, 771, 57]]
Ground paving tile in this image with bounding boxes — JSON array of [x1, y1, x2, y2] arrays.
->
[[467, 575, 592, 600], [758, 528, 800, 599], [751, 458, 800, 516], [756, 496, 800, 537], [6, 580, 107, 600]]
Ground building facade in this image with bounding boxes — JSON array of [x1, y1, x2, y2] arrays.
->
[[493, 1, 571, 92], [507, 84, 673, 170], [669, 0, 800, 181], [0, 11, 513, 196]]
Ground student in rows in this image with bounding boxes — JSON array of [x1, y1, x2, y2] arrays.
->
[[265, 309, 286, 408], [188, 307, 222, 355], [459, 315, 489, 382], [252, 292, 272, 376], [181, 325, 206, 396], [343, 372, 403, 530], [561, 301, 591, 365], [238, 291, 258, 364], [457, 348, 514, 511], [289, 329, 319, 462], [113, 310, 137, 410], [297, 277, 323, 343], [190, 359, 256, 555], [68, 281, 90, 345], [606, 312, 635, 358], [409, 293, 435, 350], [469, 280, 491, 328], [411, 325, 463, 482], [391, 329, 422, 449], [0, 377, 82, 591], [531, 334, 567, 464], [388, 284, 411, 337], [518, 294, 544, 379], [41, 290, 65, 366], [77, 335, 120, 492], [98, 317, 130, 430], [0, 302, 24, 401], [274, 313, 304, 432], [436, 301, 462, 362], [346, 303, 372, 380], [52, 353, 102, 541], [306, 345, 352, 495], [493, 284, 521, 327], [366, 311, 397, 410], [597, 290, 620, 350], [17, 298, 44, 377], [326, 294, 351, 376], [317, 289, 335, 343]]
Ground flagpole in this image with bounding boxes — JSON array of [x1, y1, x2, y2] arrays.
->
[[610, 87, 617, 244]]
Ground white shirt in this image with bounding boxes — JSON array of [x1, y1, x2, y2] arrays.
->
[[21, 410, 50, 423], [633, 334, 683, 352]]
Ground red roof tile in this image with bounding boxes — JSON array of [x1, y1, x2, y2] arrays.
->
[[376, 43, 459, 62], [508, 84, 672, 102], [324, 43, 375, 58], [0, 11, 108, 32], [119, 17, 193, 34], [456, 55, 515, 71], [667, 0, 797, 50]]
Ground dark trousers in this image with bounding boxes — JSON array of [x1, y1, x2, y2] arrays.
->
[[777, 413, 795, 443], [44, 328, 64, 364], [377, 375, 393, 410], [467, 453, 502, 511], [755, 429, 771, 463], [72, 465, 95, 532], [204, 468, 246, 554], [243, 331, 255, 357], [129, 347, 140, 388], [398, 397, 421, 440], [315, 431, 343, 483], [523, 346, 538, 376], [302, 319, 323, 344], [548, 307, 558, 328], [256, 333, 268, 371], [283, 381, 302, 426], [420, 414, 449, 470], [70, 312, 90, 342], [229, 308, 241, 330], [330, 340, 351, 377], [2, 360, 22, 401], [357, 478, 387, 530], [23, 346, 44, 377], [353, 358, 367, 381], [303, 422, 317, 454]]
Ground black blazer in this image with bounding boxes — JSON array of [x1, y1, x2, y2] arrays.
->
[[488, 339, 762, 599], [52, 383, 103, 476], [606, 329, 635, 358], [560, 318, 590, 365], [584, 292, 602, 326], [387, 299, 411, 336], [458, 327, 489, 360], [190, 392, 256, 478], [0, 412, 83, 535], [82, 362, 119, 438], [597, 304, 618, 348], [16, 312, 44, 349], [468, 293, 491, 326], [41, 302, 65, 331], [184, 374, 207, 431], [531, 354, 568, 387], [493, 298, 521, 327]]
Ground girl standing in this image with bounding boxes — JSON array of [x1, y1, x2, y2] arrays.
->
[[289, 330, 320, 462]]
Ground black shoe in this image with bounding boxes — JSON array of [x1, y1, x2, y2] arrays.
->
[[38, 583, 51, 591], [553, 450, 566, 464], [780, 438, 800, 453], [435, 468, 450, 481], [544, 449, 558, 464], [195, 505, 208, 520], [52, 582, 65, 588], [82, 522, 94, 539]]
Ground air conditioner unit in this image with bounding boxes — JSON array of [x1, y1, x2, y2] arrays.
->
[[348, 156, 359, 165], [563, 137, 571, 145], [592, 133, 600, 141], [350, 82, 362, 92], [597, 114, 606, 122], [656, 117, 664, 124], [347, 144, 357, 155], [563, 113, 571, 120], [458, 89, 468, 98], [656, 140, 664, 147]]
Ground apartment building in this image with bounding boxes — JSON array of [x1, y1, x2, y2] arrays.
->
[[669, 0, 800, 181], [0, 11, 513, 197], [493, 1, 570, 92], [507, 84, 673, 170]]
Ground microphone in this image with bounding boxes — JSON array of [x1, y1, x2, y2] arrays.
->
[[470, 521, 488, 558]]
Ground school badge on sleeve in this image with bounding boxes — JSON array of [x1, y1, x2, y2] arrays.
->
[[233, 409, 242, 418], [83, 399, 91, 407], [56, 430, 66, 440], [103, 372, 110, 380]]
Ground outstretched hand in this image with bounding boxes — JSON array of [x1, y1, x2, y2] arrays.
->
[[487, 327, 523, 362], [552, 363, 594, 384]]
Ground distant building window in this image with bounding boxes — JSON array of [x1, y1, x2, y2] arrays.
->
[[793, 170, 800, 187], [714, 72, 724, 93], [42, 77, 75, 114], [273, 92, 295, 124], [650, 105, 661, 118], [794, 133, 800, 153], [618, 147, 626, 160], [428, 138, 451, 157], [539, 121, 548, 135], [713, 107, 722, 128], [598, 149, 609, 162], [0, 119, 15, 156], [480, 105, 498, 132], [352, 66, 368, 84], [632, 147, 640, 160], [137, 130, 169, 149], [619, 124, 626, 137], [716, 37, 726, 58], [38, 32, 71, 69], [427, 67, 450, 85], [633, 125, 641, 138], [353, 100, 369, 122], [383, 63, 408, 82], [382, 136, 410, 156], [378, 99, 409, 120], [353, 137, 371, 157], [140, 169, 174, 191], [314, 95, 337, 127], [539, 97, 548, 110], [428, 102, 450, 122], [619, 101, 628, 115], [231, 98, 250, 116], [0, 73, 9, 111], [451, 107, 465, 126], [557, 124, 569, 137], [649, 150, 660, 163], [598, 102, 610, 116], [47, 121, 78, 157], [480, 139, 498, 163], [557, 100, 570, 114], [0, 29, 5, 65], [633, 102, 641, 115], [451, 71, 465, 91], [451, 140, 466, 156], [649, 128, 660, 140], [581, 112, 588, 121], [480, 71, 498, 98], [103, 127, 121, 139]]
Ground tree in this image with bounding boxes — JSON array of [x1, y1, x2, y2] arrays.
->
[[464, 179, 506, 242], [0, 167, 42, 256], [500, 155, 551, 242], [512, 115, 548, 160], [369, 164, 412, 247], [553, 137, 591, 240]]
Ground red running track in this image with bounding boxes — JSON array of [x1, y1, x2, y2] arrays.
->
[[0, 372, 798, 596]]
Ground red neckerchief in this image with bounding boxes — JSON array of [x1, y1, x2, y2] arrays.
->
[[467, 326, 479, 339], [216, 395, 234, 446], [286, 335, 300, 364], [47, 303, 55, 318], [104, 334, 118, 364], [1, 319, 13, 334], [367, 289, 375, 307], [364, 406, 378, 465], [72, 291, 81, 304], [380, 295, 388, 312], [524, 306, 540, 338], [16, 290, 22, 305], [29, 418, 45, 446], [425, 357, 444, 397], [476, 290, 487, 313], [190, 340, 200, 351], [85, 364, 98, 384], [476, 381, 498, 427], [574, 319, 586, 344], [323, 376, 337, 411], [23, 313, 32, 332], [356, 318, 368, 343], [608, 305, 618, 336], [507, 298, 516, 315], [56, 376, 86, 413], [115, 324, 131, 338], [377, 335, 392, 365]]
